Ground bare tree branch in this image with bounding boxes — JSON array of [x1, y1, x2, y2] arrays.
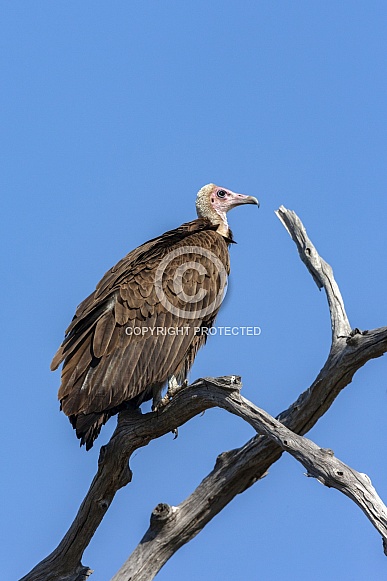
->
[[275, 205, 351, 342], [19, 377, 233, 581], [21, 207, 387, 581], [113, 385, 387, 581]]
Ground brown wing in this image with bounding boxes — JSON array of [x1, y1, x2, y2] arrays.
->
[[52, 220, 230, 446]]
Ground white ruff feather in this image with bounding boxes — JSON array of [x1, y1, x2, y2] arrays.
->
[[195, 184, 229, 234]]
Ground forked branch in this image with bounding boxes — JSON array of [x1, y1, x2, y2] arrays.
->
[[21, 208, 387, 581], [113, 385, 387, 581]]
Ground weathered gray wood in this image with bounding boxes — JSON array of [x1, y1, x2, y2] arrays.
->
[[113, 385, 387, 581], [275, 205, 351, 342], [21, 207, 387, 581]]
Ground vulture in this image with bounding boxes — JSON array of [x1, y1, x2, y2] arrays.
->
[[51, 184, 259, 449]]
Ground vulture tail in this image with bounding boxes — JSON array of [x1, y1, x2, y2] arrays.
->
[[69, 398, 138, 450], [70, 411, 111, 451]]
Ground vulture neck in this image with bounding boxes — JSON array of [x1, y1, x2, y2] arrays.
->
[[215, 217, 231, 238], [198, 207, 231, 238], [195, 193, 231, 238]]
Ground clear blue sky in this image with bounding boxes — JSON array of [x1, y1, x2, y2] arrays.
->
[[2, 2, 387, 580]]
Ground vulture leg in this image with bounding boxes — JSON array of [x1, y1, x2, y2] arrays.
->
[[151, 383, 164, 411], [153, 375, 188, 411]]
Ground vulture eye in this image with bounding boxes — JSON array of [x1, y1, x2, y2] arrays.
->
[[217, 190, 227, 198]]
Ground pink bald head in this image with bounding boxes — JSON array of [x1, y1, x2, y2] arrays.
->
[[209, 185, 259, 214], [196, 184, 259, 235]]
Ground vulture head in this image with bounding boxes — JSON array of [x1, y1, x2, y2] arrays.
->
[[196, 183, 259, 237]]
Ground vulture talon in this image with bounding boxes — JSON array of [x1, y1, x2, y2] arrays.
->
[[153, 377, 188, 412], [153, 393, 170, 412]]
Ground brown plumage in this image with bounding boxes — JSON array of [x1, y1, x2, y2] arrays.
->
[[51, 184, 259, 449]]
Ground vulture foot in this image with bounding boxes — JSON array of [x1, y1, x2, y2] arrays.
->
[[153, 376, 188, 411]]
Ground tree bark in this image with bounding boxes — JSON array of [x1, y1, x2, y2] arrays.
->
[[113, 382, 387, 581]]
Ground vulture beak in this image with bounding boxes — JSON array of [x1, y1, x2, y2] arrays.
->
[[231, 193, 260, 209]]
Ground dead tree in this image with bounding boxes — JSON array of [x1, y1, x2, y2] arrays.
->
[[20, 207, 387, 581]]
